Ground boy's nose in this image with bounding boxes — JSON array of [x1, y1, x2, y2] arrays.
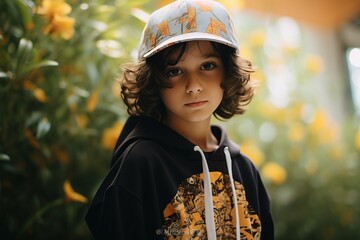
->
[[185, 77, 203, 94]]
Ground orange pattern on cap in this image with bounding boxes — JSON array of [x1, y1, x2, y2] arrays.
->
[[158, 21, 170, 36], [206, 18, 226, 36], [178, 6, 197, 33], [150, 33, 156, 48], [186, 6, 197, 32], [194, 1, 213, 12]]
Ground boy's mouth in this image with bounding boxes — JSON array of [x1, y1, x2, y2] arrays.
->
[[184, 100, 208, 107]]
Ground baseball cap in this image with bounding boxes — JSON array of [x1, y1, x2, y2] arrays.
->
[[138, 0, 239, 59]]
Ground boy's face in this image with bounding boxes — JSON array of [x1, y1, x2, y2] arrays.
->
[[160, 41, 224, 125]]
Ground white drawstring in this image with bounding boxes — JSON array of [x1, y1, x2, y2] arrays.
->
[[194, 146, 240, 240], [194, 146, 216, 240], [224, 147, 240, 240]]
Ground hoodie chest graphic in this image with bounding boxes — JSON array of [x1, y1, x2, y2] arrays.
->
[[161, 172, 261, 239]]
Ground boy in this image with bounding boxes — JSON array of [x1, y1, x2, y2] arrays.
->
[[86, 0, 274, 239]]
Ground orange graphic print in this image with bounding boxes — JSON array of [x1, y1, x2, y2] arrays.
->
[[194, 1, 213, 12], [150, 33, 156, 48], [179, 6, 197, 33], [206, 18, 226, 36], [144, 27, 156, 49], [162, 172, 261, 239], [158, 21, 170, 36]]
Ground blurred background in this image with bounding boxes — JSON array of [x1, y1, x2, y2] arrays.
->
[[1, 0, 360, 239]]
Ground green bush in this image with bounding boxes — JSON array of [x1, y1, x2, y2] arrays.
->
[[0, 0, 147, 239]]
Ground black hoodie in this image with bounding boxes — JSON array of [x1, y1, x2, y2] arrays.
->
[[85, 116, 274, 240]]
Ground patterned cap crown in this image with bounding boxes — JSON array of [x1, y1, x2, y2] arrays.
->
[[138, 0, 238, 59]]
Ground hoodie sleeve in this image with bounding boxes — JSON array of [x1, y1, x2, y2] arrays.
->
[[86, 184, 147, 240], [86, 139, 165, 240], [86, 138, 150, 239]]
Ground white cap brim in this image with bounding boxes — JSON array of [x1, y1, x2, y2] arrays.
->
[[142, 32, 238, 59]]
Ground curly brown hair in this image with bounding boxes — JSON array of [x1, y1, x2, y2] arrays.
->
[[120, 41, 254, 121]]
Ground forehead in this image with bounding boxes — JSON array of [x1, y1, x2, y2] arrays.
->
[[166, 41, 219, 63]]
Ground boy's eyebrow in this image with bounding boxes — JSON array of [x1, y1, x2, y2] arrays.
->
[[165, 53, 220, 66], [203, 53, 221, 59]]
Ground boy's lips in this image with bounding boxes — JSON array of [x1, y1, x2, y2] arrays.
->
[[184, 100, 208, 107]]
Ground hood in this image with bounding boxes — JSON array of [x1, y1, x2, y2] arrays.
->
[[111, 115, 240, 167]]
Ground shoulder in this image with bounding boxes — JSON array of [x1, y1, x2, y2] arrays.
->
[[126, 139, 165, 159], [120, 139, 167, 170], [110, 139, 167, 189]]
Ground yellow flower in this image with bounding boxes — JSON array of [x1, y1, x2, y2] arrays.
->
[[240, 141, 264, 167], [239, 44, 253, 60], [217, 0, 245, 11], [309, 110, 339, 145], [86, 91, 98, 112], [36, 0, 71, 18], [355, 127, 360, 151], [63, 180, 88, 203], [249, 30, 266, 48], [287, 122, 305, 142], [44, 14, 75, 40], [261, 162, 287, 185], [32, 88, 48, 103], [305, 54, 323, 74], [76, 114, 88, 128], [35, 0, 75, 40], [101, 121, 124, 150]]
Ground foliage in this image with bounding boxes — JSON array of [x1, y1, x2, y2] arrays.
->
[[0, 0, 147, 239], [1, 0, 359, 239], [222, 14, 360, 239]]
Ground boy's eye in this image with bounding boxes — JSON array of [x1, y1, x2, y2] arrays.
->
[[167, 68, 183, 77], [201, 62, 216, 70]]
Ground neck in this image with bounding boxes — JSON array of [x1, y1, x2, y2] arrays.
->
[[163, 116, 219, 152]]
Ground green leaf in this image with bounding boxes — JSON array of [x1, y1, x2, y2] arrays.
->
[[72, 86, 89, 97], [16, 38, 33, 61], [36, 117, 51, 138], [19, 60, 58, 77], [26, 111, 43, 127], [15, 0, 34, 29], [0, 71, 9, 78], [15, 38, 33, 73], [0, 154, 10, 161]]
